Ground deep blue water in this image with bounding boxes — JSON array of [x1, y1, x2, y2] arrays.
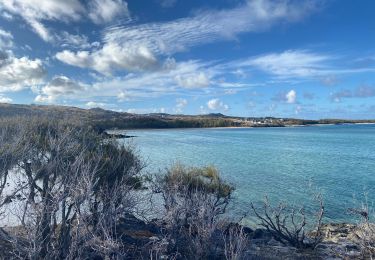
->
[[119, 124, 375, 223]]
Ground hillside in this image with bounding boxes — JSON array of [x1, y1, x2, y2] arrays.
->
[[0, 103, 374, 130]]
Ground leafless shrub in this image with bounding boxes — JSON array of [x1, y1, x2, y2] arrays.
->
[[250, 193, 324, 249], [152, 164, 235, 259], [0, 117, 144, 259], [222, 223, 249, 260], [349, 195, 375, 259]]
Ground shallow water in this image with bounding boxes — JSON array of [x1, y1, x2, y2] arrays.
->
[[119, 124, 375, 223]]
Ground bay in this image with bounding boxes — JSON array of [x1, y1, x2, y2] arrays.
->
[[118, 124, 375, 223]]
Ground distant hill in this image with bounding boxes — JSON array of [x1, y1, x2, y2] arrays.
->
[[0, 103, 374, 130]]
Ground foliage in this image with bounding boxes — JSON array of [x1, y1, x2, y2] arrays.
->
[[0, 117, 144, 259], [152, 164, 236, 259]]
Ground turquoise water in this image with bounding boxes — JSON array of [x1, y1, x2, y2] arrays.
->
[[120, 124, 375, 223]]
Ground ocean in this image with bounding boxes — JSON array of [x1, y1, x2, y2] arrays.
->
[[119, 124, 375, 223]]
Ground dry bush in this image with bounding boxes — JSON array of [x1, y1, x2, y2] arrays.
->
[[250, 193, 324, 249], [349, 197, 375, 259], [222, 224, 249, 260], [152, 164, 236, 259], [0, 117, 144, 259]]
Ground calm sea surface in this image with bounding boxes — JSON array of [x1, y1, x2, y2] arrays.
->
[[119, 124, 375, 223]]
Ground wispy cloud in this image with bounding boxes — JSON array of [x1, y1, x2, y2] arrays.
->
[[0, 0, 129, 42], [56, 0, 321, 74], [0, 28, 13, 49], [238, 50, 330, 78]]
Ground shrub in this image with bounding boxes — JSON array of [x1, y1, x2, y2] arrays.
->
[[0, 117, 143, 259], [250, 194, 324, 249], [153, 164, 236, 258]]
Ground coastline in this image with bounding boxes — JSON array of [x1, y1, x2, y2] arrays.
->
[[107, 122, 375, 133]]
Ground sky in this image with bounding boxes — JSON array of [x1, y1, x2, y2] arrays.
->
[[0, 0, 374, 119]]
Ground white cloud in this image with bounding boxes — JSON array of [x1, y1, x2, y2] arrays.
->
[[0, 10, 13, 20], [87, 60, 215, 99], [286, 89, 297, 104], [175, 72, 210, 88], [57, 0, 319, 73], [117, 91, 131, 101], [0, 94, 12, 103], [207, 98, 229, 111], [0, 28, 13, 49], [0, 51, 45, 92], [0, 0, 129, 42], [0, 0, 84, 41], [35, 75, 86, 102], [126, 107, 166, 114], [58, 31, 98, 49], [86, 101, 107, 108], [243, 50, 330, 78], [56, 42, 158, 75], [104, 0, 319, 55], [46, 58, 256, 103], [88, 0, 129, 24]]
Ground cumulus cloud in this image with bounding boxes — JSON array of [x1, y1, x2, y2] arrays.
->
[[175, 72, 210, 88], [88, 0, 129, 24], [56, 43, 158, 75], [0, 94, 12, 103], [35, 75, 86, 103], [117, 91, 131, 101], [272, 89, 297, 104], [286, 89, 297, 103], [0, 28, 13, 49], [48, 58, 255, 103], [0, 51, 45, 92], [85, 59, 217, 100], [86, 101, 107, 108], [207, 98, 229, 111]]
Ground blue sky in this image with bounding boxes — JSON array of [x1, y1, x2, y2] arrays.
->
[[0, 0, 374, 119]]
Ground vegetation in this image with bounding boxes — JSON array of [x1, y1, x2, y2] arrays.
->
[[2, 103, 374, 132], [250, 195, 324, 249], [0, 115, 374, 259], [151, 165, 246, 259], [0, 117, 144, 259]]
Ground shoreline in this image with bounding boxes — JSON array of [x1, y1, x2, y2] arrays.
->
[[107, 122, 375, 132]]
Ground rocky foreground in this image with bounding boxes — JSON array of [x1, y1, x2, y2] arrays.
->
[[1, 215, 366, 259]]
